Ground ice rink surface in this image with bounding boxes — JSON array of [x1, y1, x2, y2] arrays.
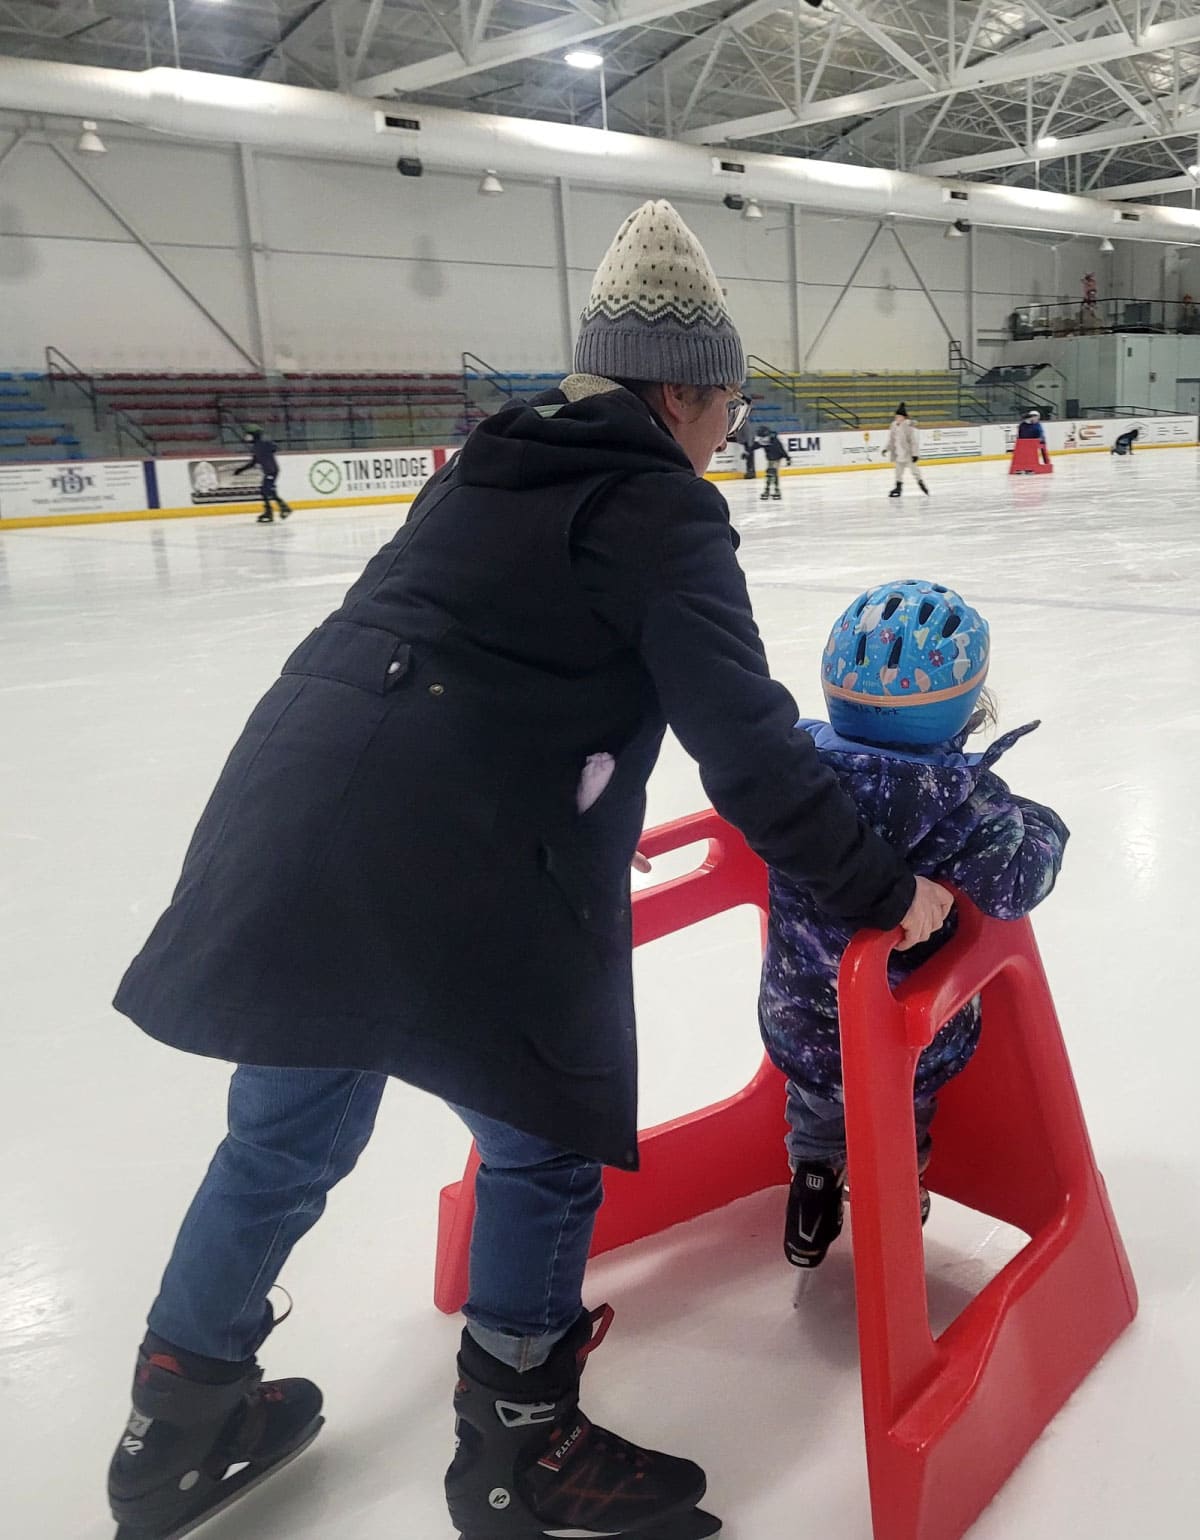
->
[[2, 447, 1198, 1538]]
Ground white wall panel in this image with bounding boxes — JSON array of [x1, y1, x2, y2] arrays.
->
[[257, 158, 557, 267], [0, 238, 250, 370], [268, 252, 557, 372], [0, 135, 1161, 378]]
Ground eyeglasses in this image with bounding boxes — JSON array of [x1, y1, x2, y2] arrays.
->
[[726, 392, 751, 437]]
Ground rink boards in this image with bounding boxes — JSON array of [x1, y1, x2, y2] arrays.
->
[[1, 414, 1196, 530]]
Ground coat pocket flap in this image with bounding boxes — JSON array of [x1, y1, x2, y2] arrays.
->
[[283, 620, 411, 694]]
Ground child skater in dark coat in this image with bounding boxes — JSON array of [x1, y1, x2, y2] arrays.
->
[[759, 578, 1069, 1267], [235, 425, 293, 524], [753, 426, 792, 500]]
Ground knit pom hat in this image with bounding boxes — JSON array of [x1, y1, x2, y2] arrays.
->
[[574, 200, 745, 387]]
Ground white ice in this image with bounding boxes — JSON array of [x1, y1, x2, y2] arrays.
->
[[2, 449, 1199, 1538]]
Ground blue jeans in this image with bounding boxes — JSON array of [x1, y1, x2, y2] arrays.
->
[[146, 1066, 603, 1372], [786, 1079, 937, 1170]]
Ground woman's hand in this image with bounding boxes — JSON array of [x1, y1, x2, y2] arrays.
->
[[895, 875, 953, 951], [632, 851, 652, 874]]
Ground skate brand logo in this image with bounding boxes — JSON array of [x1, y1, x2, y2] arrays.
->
[[537, 1419, 589, 1472], [121, 1409, 153, 1455]]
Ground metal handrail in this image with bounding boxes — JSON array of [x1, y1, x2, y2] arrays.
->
[[746, 355, 861, 432], [949, 340, 1056, 419], [1010, 296, 1200, 338], [461, 351, 519, 430], [1079, 403, 1181, 417], [214, 389, 441, 451], [44, 344, 157, 456], [811, 394, 861, 429]]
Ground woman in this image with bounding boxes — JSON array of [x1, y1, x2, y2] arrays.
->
[[106, 201, 950, 1540]]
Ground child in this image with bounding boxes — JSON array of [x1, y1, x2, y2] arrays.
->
[[759, 579, 1069, 1268], [753, 425, 792, 500], [886, 403, 928, 496], [1016, 410, 1051, 469], [235, 424, 293, 524], [1111, 426, 1139, 456]]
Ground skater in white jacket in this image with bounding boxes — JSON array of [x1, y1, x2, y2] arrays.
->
[[887, 403, 929, 496]]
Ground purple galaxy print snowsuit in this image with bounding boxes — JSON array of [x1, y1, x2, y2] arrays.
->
[[760, 719, 1069, 1161]]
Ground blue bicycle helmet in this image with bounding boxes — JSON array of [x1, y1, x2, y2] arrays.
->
[[822, 579, 989, 747]]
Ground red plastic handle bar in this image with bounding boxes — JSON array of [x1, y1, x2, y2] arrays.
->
[[636, 806, 730, 865], [844, 892, 1026, 1052]]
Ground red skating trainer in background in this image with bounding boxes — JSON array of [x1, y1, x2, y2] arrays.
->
[[1010, 410, 1053, 474]]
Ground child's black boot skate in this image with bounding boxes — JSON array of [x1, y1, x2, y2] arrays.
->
[[918, 478, 930, 495], [446, 1304, 721, 1539], [888, 483, 902, 497], [784, 1161, 846, 1268], [108, 1335, 323, 1539], [256, 512, 274, 524]]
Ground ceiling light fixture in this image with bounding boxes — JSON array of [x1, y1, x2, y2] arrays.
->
[[1188, 163, 1200, 177], [565, 50, 609, 131], [76, 120, 106, 154], [944, 217, 970, 240], [1099, 237, 1114, 253], [743, 197, 763, 221], [478, 170, 503, 196], [1036, 135, 1059, 151]]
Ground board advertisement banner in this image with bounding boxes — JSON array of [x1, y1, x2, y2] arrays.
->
[[0, 459, 150, 520], [153, 446, 450, 510], [920, 425, 983, 457]]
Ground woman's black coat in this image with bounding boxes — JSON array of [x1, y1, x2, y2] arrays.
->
[[115, 383, 913, 1168]]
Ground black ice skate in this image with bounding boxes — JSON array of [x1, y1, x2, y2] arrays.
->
[[256, 512, 274, 524], [446, 1303, 721, 1540], [784, 1161, 846, 1268], [918, 480, 930, 495], [888, 483, 902, 497], [785, 1166, 933, 1270], [108, 1337, 323, 1540]]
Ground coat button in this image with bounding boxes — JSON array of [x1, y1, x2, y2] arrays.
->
[[428, 683, 445, 696], [580, 906, 591, 921], [387, 661, 402, 675]]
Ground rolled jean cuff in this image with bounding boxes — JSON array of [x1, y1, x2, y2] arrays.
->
[[465, 1320, 570, 1372]]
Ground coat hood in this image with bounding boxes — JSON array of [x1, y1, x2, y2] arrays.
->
[[453, 374, 695, 493], [795, 718, 1040, 852]]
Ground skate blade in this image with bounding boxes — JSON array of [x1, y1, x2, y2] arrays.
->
[[458, 1506, 721, 1540], [544, 1510, 721, 1538], [114, 1416, 323, 1540]]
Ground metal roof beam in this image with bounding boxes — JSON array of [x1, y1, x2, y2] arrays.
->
[[1094, 171, 1200, 200], [602, 0, 784, 114], [917, 106, 1200, 178], [682, 11, 1200, 144], [355, 0, 729, 96], [832, 0, 939, 92]]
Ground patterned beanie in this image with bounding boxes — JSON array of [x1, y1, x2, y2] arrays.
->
[[574, 200, 745, 387]]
